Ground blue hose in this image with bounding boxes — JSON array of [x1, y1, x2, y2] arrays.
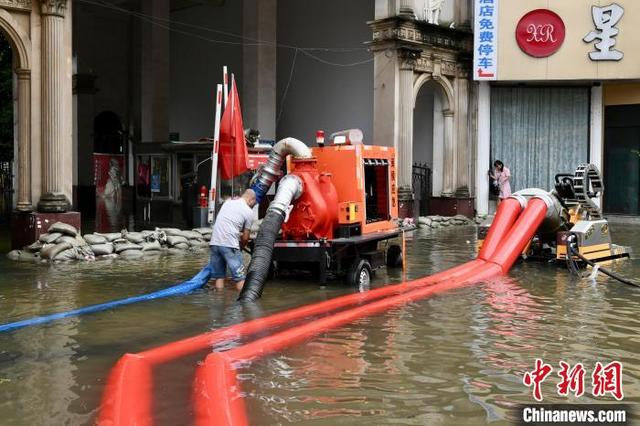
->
[[0, 265, 212, 333]]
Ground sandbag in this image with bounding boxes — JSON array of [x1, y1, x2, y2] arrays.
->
[[162, 228, 183, 236], [114, 242, 142, 253], [91, 243, 114, 256], [55, 235, 86, 247], [119, 249, 144, 259], [172, 242, 189, 250], [48, 222, 78, 236], [189, 239, 208, 248], [192, 227, 213, 236], [166, 235, 188, 246], [39, 232, 63, 244], [84, 234, 107, 245], [95, 232, 122, 242], [141, 230, 155, 237], [181, 230, 203, 240], [41, 242, 73, 260], [6, 250, 37, 262], [124, 232, 145, 244], [53, 248, 80, 261], [95, 253, 118, 260], [26, 241, 43, 252], [140, 240, 161, 252]]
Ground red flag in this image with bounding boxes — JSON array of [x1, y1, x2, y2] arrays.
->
[[218, 79, 248, 180]]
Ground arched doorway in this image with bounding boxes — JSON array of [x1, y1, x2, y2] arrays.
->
[[412, 77, 452, 215]]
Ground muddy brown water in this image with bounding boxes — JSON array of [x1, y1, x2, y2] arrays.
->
[[0, 225, 638, 425]]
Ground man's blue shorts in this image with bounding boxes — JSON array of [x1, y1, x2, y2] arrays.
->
[[209, 245, 246, 281]]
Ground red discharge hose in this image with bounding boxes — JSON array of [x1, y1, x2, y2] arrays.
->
[[193, 262, 503, 426], [488, 197, 548, 273], [100, 198, 540, 426], [99, 354, 153, 426], [99, 260, 487, 425], [478, 197, 522, 261]]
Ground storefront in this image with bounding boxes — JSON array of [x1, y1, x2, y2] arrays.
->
[[474, 0, 640, 216]]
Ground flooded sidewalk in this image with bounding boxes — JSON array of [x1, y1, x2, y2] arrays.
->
[[0, 224, 638, 425]]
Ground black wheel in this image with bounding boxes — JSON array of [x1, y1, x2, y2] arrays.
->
[[386, 244, 403, 268], [346, 259, 372, 289]]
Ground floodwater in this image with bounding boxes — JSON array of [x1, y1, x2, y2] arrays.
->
[[0, 224, 639, 425]]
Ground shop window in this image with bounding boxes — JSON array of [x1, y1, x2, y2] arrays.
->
[[137, 155, 172, 198]]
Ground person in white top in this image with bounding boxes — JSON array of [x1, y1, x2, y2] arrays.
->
[[209, 189, 256, 290]]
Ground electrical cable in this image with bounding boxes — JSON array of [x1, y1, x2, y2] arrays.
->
[[76, 0, 372, 55], [565, 235, 640, 288], [276, 48, 298, 126]]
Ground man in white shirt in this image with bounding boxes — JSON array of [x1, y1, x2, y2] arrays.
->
[[209, 189, 256, 290]]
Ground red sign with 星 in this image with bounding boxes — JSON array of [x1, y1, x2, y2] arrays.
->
[[516, 9, 565, 58]]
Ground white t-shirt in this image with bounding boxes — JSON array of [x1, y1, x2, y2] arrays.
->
[[209, 198, 254, 249]]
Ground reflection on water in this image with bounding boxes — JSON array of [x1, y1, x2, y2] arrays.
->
[[0, 225, 639, 425]]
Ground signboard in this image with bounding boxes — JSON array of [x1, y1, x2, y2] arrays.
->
[[486, 0, 640, 81], [151, 174, 161, 193], [473, 0, 499, 80], [515, 9, 565, 58]]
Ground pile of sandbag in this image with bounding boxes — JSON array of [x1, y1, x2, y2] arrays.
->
[[7, 222, 213, 263]]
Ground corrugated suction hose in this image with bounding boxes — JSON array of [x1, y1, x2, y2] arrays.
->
[[238, 174, 303, 302]]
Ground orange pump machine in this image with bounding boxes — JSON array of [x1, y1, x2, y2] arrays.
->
[[281, 142, 398, 241]]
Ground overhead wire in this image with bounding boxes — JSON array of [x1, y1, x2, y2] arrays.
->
[[75, 0, 377, 126], [75, 0, 374, 65]]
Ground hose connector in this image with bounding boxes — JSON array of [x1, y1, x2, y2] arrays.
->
[[268, 174, 303, 215], [250, 137, 311, 203]]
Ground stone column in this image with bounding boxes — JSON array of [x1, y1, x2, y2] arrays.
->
[[454, 76, 470, 197], [243, 0, 276, 141], [475, 81, 491, 216], [140, 0, 170, 143], [589, 85, 603, 208], [397, 50, 418, 217], [38, 0, 71, 212], [442, 109, 455, 196], [15, 68, 32, 212], [398, 0, 415, 18]]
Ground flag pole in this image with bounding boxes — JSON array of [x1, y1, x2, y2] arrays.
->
[[223, 66, 229, 108], [208, 84, 223, 224], [230, 73, 236, 196]]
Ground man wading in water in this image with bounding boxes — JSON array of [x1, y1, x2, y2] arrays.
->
[[209, 189, 257, 291]]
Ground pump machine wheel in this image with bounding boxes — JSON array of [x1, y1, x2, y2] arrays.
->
[[346, 258, 372, 289]]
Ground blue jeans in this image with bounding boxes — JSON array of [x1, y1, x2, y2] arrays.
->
[[209, 245, 246, 282]]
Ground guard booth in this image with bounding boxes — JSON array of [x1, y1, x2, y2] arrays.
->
[[134, 140, 270, 229]]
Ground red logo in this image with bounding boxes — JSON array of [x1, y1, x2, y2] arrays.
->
[[516, 9, 565, 58]]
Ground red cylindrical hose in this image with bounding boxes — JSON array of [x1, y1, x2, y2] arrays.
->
[[478, 197, 522, 261], [193, 353, 248, 426], [488, 197, 548, 273], [100, 260, 487, 425], [193, 262, 502, 425], [98, 354, 153, 426]]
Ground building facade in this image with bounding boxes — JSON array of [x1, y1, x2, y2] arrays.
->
[[0, 0, 74, 214], [6, 0, 636, 247], [370, 0, 476, 217], [474, 0, 640, 216]]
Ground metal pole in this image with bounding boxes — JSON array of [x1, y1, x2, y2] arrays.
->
[[223, 66, 229, 108], [208, 84, 223, 224]]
